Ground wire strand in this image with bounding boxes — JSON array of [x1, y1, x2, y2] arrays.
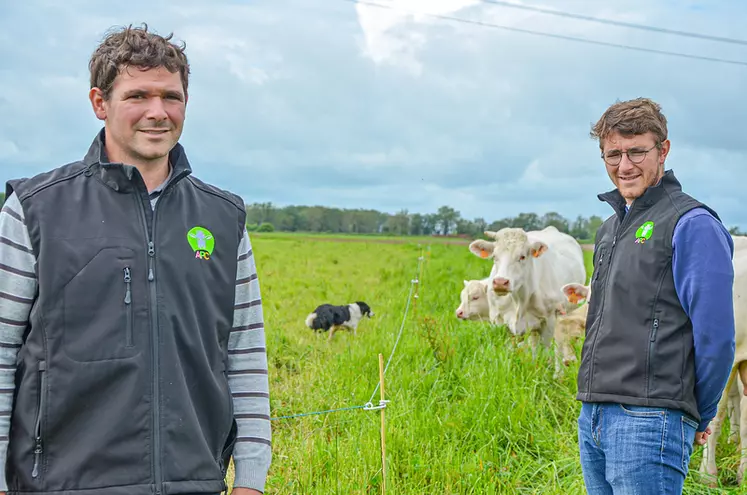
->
[[367, 250, 425, 405], [476, 0, 747, 46], [346, 0, 747, 67]]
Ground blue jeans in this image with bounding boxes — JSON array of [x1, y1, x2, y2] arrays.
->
[[578, 402, 698, 494]]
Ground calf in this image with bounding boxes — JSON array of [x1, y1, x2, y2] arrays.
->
[[456, 279, 490, 321], [456, 278, 516, 326], [554, 283, 591, 378]]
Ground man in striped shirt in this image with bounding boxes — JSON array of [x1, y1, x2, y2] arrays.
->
[[0, 24, 271, 495]]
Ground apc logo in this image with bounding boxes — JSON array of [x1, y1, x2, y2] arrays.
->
[[635, 221, 655, 244], [187, 226, 214, 260]]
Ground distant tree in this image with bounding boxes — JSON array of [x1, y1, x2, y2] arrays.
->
[[541, 212, 570, 233], [0, 192, 5, 206], [409, 213, 425, 236], [570, 215, 590, 240], [385, 209, 410, 235], [512, 212, 541, 231], [587, 215, 604, 241], [729, 226, 745, 236], [473, 217, 488, 235], [257, 222, 274, 232], [436, 206, 460, 235], [486, 218, 511, 233], [423, 213, 439, 235], [455, 219, 476, 236]]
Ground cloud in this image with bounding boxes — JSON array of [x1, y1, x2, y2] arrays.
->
[[1, 0, 746, 230]]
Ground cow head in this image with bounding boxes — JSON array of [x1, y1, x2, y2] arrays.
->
[[455, 279, 489, 320], [468, 228, 548, 295]]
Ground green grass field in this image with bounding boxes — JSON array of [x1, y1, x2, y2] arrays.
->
[[225, 233, 745, 494]]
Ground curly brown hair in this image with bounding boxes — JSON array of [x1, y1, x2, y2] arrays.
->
[[590, 97, 668, 150], [89, 23, 190, 100]]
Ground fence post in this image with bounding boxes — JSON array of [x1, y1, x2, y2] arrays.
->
[[413, 248, 423, 317], [379, 352, 387, 495]]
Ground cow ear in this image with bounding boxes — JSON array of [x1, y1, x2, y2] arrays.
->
[[530, 241, 548, 258], [484, 230, 498, 239], [463, 280, 469, 287], [469, 240, 494, 259], [562, 283, 589, 304]]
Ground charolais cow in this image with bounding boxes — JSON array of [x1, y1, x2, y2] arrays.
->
[[468, 226, 586, 361], [700, 236, 747, 485]]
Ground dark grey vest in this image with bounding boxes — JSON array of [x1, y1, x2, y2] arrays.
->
[[5, 130, 246, 495], [576, 170, 719, 422]]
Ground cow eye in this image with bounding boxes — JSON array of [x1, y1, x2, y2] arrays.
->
[[472, 295, 480, 300], [519, 255, 526, 261]]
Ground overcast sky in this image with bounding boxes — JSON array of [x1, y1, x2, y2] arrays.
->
[[1, 1, 745, 229]]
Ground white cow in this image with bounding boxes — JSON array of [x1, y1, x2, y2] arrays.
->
[[468, 226, 587, 360], [699, 237, 747, 485]]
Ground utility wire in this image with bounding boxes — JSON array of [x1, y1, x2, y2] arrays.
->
[[477, 0, 747, 46], [345, 0, 747, 67]]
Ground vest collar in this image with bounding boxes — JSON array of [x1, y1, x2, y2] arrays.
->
[[82, 128, 192, 194], [597, 169, 682, 219]]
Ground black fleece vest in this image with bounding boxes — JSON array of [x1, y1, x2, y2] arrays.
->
[[5, 130, 246, 495], [576, 170, 720, 422]]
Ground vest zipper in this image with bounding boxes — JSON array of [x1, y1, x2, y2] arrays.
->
[[586, 204, 636, 395], [134, 192, 162, 495], [31, 360, 47, 479], [124, 266, 133, 347], [645, 263, 669, 397]]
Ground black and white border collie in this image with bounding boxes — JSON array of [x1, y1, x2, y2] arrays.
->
[[305, 301, 374, 340]]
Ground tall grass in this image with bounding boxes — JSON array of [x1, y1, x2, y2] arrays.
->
[[223, 234, 744, 494]]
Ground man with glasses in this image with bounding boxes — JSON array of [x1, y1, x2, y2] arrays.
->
[[575, 97, 736, 494]]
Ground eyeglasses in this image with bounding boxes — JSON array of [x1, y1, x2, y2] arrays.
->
[[601, 144, 658, 166]]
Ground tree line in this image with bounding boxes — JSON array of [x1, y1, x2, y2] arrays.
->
[[244, 202, 747, 240], [0, 193, 743, 239]]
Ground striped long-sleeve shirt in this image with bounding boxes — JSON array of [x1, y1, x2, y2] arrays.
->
[[0, 191, 272, 492]]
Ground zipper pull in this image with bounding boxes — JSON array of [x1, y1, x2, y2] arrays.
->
[[123, 267, 132, 304], [148, 241, 155, 257], [650, 318, 659, 342], [32, 437, 42, 478]]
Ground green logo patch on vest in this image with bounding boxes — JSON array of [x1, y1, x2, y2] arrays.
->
[[635, 221, 655, 244], [187, 226, 214, 260]]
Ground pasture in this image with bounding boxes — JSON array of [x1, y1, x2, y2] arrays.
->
[[226, 232, 744, 494]]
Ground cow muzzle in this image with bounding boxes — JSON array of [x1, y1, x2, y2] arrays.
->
[[492, 277, 511, 293]]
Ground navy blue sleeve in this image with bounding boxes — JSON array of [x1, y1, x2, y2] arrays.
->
[[673, 208, 736, 432]]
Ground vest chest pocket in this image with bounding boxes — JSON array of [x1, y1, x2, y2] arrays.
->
[[62, 247, 142, 362], [591, 241, 613, 286]]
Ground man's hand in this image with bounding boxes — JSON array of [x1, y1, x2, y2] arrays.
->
[[230, 488, 262, 495], [695, 426, 713, 445]]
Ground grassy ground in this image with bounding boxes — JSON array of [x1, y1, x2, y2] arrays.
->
[[223, 233, 745, 494]]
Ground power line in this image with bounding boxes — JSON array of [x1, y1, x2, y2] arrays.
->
[[477, 0, 747, 46], [345, 0, 747, 67]]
